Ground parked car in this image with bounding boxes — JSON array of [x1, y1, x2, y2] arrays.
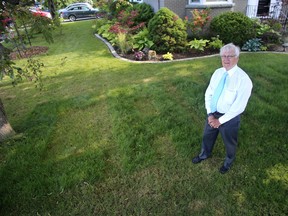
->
[[60, 5, 100, 21], [129, 0, 143, 3], [1, 16, 14, 41], [1, 17, 13, 28], [58, 2, 92, 14], [30, 8, 52, 19]]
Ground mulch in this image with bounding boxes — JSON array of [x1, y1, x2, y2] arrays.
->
[[9, 45, 217, 61], [9, 46, 49, 60]]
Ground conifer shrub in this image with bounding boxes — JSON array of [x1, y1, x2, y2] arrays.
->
[[210, 12, 256, 46], [147, 7, 187, 53], [133, 3, 154, 25]]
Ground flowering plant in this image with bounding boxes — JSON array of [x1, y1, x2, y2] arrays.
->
[[134, 51, 145, 60], [185, 8, 211, 37]]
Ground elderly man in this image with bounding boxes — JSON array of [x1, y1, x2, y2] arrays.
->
[[192, 43, 253, 174]]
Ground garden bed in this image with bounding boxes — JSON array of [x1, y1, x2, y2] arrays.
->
[[97, 34, 287, 63]]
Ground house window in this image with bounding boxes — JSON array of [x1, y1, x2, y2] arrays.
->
[[257, 0, 272, 16]]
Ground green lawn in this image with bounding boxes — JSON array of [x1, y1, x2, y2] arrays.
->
[[0, 20, 287, 215]]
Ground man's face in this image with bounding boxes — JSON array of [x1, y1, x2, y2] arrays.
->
[[221, 50, 239, 71]]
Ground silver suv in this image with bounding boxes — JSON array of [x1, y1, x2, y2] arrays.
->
[[58, 2, 92, 14]]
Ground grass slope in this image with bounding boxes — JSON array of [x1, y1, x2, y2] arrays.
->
[[0, 20, 287, 215]]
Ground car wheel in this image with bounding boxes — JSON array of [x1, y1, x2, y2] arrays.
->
[[69, 15, 76, 22]]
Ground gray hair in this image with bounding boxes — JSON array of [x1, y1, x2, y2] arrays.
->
[[220, 43, 240, 57]]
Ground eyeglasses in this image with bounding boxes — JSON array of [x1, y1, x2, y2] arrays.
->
[[220, 55, 236, 59]]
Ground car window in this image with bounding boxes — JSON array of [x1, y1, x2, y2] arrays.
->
[[67, 3, 91, 9], [69, 6, 81, 11], [82, 6, 90, 11]]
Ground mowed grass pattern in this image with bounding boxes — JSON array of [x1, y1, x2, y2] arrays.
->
[[0, 20, 287, 215]]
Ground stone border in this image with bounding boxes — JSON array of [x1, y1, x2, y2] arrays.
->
[[95, 34, 288, 64]]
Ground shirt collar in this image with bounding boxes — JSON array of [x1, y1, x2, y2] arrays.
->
[[226, 65, 238, 77]]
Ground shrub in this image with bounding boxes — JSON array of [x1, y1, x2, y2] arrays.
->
[[185, 8, 211, 38], [109, 0, 133, 18], [133, 3, 154, 25], [210, 12, 256, 46], [109, 10, 145, 34], [260, 31, 281, 44], [93, 18, 108, 34], [147, 7, 187, 53], [262, 18, 282, 32], [253, 18, 282, 45]]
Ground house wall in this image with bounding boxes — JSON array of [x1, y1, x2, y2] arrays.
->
[[143, 0, 164, 12], [233, 0, 248, 14], [143, 0, 250, 19], [184, 4, 233, 19], [163, 0, 188, 18]]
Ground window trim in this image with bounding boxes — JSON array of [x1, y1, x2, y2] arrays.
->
[[189, 0, 233, 6]]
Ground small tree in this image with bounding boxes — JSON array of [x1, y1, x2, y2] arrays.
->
[[0, 43, 44, 142], [0, 0, 54, 142]]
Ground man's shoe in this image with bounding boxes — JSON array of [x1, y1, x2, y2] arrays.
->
[[192, 156, 205, 164], [219, 165, 230, 174]]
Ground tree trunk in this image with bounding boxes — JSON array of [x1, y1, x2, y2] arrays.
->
[[47, 0, 56, 19], [0, 98, 16, 142]]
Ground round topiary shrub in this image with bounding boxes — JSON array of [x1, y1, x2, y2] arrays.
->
[[133, 3, 154, 25], [210, 12, 257, 46], [147, 7, 187, 53]]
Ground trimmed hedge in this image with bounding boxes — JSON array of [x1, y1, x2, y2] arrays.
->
[[210, 12, 257, 46], [147, 7, 187, 53]]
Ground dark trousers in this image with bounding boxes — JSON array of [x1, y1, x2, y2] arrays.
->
[[199, 112, 241, 167]]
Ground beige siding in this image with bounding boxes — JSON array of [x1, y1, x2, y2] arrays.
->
[[233, 0, 248, 14], [184, 3, 234, 19], [164, 0, 187, 18], [143, 0, 249, 19]]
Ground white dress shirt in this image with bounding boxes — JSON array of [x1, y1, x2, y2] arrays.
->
[[205, 65, 253, 124]]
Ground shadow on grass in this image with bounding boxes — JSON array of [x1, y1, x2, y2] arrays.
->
[[1, 52, 288, 214], [0, 63, 210, 212]]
